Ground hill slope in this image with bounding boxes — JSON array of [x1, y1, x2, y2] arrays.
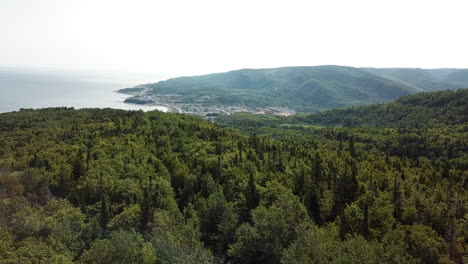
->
[[218, 89, 468, 130], [121, 66, 419, 113], [121, 66, 468, 115], [364, 68, 468, 92], [293, 88, 468, 128]]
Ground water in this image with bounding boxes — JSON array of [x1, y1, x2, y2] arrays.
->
[[0, 68, 171, 113]]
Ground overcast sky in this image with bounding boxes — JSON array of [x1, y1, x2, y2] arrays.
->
[[1, 0, 467, 75]]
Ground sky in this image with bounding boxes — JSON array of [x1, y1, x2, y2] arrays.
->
[[1, 0, 468, 76]]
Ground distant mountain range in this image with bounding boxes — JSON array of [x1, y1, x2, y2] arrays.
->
[[364, 68, 468, 92], [120, 66, 468, 113]]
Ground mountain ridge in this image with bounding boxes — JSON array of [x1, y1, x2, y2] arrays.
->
[[120, 65, 468, 115]]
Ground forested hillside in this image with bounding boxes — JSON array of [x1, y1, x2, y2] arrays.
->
[[218, 89, 468, 130], [121, 66, 418, 113], [120, 66, 468, 115], [0, 98, 467, 263], [365, 68, 468, 92], [293, 89, 468, 128]]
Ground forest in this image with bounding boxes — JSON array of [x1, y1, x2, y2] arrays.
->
[[0, 89, 467, 263], [217, 89, 468, 130], [120, 65, 417, 113], [120, 66, 468, 115]]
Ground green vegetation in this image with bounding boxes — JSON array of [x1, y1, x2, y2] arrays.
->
[[0, 89, 467, 263], [120, 66, 468, 114], [121, 66, 418, 113], [364, 68, 468, 92], [293, 89, 468, 128], [218, 89, 468, 130], [118, 87, 146, 95]]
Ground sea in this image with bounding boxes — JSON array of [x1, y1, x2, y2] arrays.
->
[[0, 68, 171, 113]]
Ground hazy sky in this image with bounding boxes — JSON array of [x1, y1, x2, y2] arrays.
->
[[1, 0, 467, 75]]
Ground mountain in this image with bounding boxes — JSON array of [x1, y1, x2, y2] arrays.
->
[[120, 66, 468, 115], [364, 68, 468, 92], [120, 66, 419, 114]]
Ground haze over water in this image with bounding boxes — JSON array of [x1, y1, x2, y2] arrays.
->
[[0, 68, 170, 113]]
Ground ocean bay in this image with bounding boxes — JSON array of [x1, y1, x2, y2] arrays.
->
[[0, 69, 169, 113]]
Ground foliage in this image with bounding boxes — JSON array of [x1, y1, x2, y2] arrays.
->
[[0, 89, 467, 263], [121, 66, 421, 113]]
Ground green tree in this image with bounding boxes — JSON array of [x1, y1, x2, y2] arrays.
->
[[79, 230, 156, 264]]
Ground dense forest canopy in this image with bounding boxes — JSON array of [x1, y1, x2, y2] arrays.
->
[[293, 89, 468, 128], [218, 89, 468, 129], [0, 89, 467, 263]]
